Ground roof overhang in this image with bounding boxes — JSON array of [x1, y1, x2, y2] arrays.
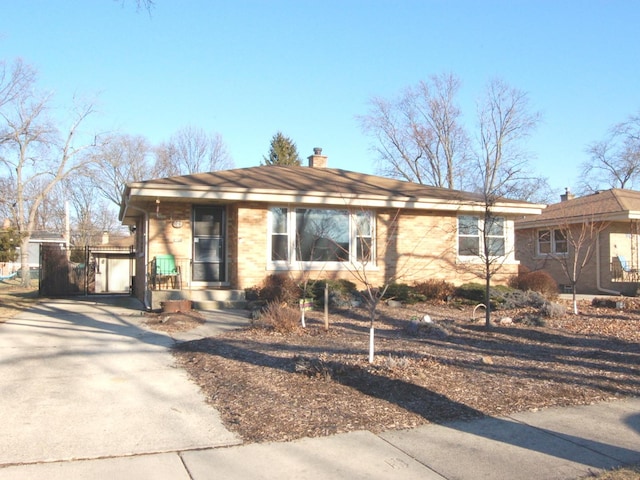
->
[[515, 210, 640, 230], [120, 183, 545, 224]]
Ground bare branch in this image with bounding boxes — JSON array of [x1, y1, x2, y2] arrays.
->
[[580, 112, 640, 193], [359, 73, 469, 189], [154, 125, 234, 176]]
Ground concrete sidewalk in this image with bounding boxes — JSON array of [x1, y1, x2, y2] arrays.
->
[[1, 297, 638, 479]]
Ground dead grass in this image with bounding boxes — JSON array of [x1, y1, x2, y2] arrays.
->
[[582, 464, 640, 479], [0, 278, 39, 321]]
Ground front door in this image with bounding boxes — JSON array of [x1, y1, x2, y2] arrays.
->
[[193, 206, 226, 282]]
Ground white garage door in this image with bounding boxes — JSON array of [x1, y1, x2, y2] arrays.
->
[[107, 257, 131, 293]]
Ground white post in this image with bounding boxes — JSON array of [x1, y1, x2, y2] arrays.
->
[[369, 327, 375, 363], [324, 283, 329, 331]]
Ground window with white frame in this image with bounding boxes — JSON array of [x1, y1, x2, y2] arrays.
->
[[269, 207, 374, 265], [458, 215, 506, 257], [537, 228, 567, 255]]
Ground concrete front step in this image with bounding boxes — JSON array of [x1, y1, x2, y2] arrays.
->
[[193, 300, 248, 311], [149, 289, 246, 311]]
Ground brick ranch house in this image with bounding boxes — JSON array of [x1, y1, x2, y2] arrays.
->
[[515, 188, 640, 296], [119, 149, 543, 310]]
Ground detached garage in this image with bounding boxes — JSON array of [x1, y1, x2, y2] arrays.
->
[[92, 233, 136, 294]]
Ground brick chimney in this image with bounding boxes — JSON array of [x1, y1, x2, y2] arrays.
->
[[101, 231, 109, 245], [307, 147, 328, 168], [560, 187, 575, 202]]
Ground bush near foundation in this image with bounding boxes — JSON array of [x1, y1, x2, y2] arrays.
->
[[257, 274, 302, 306], [250, 301, 300, 333], [413, 279, 456, 302], [512, 270, 558, 299], [382, 283, 426, 304]]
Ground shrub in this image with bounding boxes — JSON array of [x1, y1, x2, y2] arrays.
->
[[453, 283, 520, 308], [310, 279, 358, 308], [592, 297, 623, 309], [500, 290, 547, 310], [258, 274, 301, 306], [382, 283, 426, 304], [519, 312, 547, 327], [454, 283, 487, 303], [251, 301, 300, 333], [413, 279, 456, 302], [540, 301, 565, 318], [513, 270, 559, 299]]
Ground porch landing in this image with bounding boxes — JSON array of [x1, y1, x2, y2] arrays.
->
[[149, 289, 246, 311]]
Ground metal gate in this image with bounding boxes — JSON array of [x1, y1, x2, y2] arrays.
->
[[39, 245, 95, 296]]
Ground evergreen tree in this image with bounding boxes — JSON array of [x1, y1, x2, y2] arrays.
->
[[262, 132, 302, 166], [0, 227, 22, 263]]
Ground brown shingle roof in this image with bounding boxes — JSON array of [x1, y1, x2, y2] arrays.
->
[[134, 165, 518, 204], [121, 165, 544, 223], [517, 189, 640, 228]]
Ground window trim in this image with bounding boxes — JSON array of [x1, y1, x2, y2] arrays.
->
[[268, 206, 376, 270], [457, 215, 509, 260], [536, 228, 568, 256]]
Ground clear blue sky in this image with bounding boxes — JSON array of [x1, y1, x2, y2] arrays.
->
[[2, 1, 639, 198]]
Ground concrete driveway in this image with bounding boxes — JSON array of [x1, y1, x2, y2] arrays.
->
[[0, 297, 240, 466]]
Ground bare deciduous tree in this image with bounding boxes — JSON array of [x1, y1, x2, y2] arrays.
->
[[89, 134, 152, 207], [471, 79, 542, 327], [155, 125, 234, 176], [580, 112, 640, 193], [62, 175, 122, 248], [0, 59, 35, 114], [545, 210, 609, 315], [360, 73, 470, 189], [0, 63, 98, 286]]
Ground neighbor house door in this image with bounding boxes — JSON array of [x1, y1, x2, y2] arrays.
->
[[192, 206, 226, 282]]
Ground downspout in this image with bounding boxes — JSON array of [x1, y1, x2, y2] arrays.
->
[[596, 233, 620, 296], [126, 201, 151, 310]]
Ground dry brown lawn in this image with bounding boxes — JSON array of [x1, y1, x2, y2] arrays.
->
[[0, 278, 39, 321]]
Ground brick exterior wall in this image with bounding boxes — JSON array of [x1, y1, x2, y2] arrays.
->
[[136, 201, 521, 295], [235, 203, 269, 289], [515, 222, 639, 295]]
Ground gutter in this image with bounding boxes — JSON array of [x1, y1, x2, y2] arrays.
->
[[596, 233, 620, 296]]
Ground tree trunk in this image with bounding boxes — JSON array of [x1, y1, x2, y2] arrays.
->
[[19, 235, 31, 288], [484, 274, 492, 328]]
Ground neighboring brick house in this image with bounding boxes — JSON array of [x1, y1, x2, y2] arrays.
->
[[515, 188, 640, 296], [119, 149, 543, 309]]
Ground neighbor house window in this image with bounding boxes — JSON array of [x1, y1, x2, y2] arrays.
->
[[271, 207, 289, 261], [269, 207, 374, 265], [458, 215, 506, 257], [537, 229, 567, 255]]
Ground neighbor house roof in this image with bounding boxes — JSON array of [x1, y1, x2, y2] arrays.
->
[[120, 165, 544, 224], [516, 188, 640, 229]]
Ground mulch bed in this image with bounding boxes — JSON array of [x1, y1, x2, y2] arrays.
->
[[171, 300, 640, 444], [143, 310, 205, 333]]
